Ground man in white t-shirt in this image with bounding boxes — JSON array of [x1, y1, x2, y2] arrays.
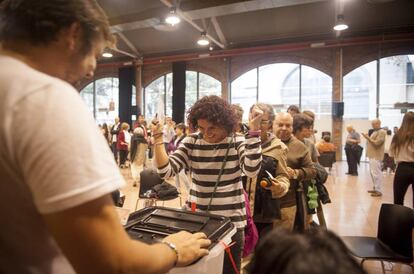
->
[[0, 1, 210, 273]]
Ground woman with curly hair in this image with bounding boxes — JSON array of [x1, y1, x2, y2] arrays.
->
[[153, 95, 264, 274]]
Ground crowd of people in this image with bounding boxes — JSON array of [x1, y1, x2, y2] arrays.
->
[[1, 1, 413, 274], [97, 98, 413, 274]]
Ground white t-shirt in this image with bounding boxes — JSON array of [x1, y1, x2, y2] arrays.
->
[[0, 56, 125, 273]]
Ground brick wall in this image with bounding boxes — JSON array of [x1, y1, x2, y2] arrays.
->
[[79, 41, 414, 155]]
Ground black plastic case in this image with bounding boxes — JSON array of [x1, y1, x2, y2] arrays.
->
[[125, 206, 234, 249]]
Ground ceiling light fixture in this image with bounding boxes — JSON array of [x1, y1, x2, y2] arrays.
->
[[333, 14, 348, 31], [197, 32, 209, 46], [102, 51, 113, 58], [165, 7, 180, 26]]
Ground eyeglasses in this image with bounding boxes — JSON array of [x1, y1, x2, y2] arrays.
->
[[261, 120, 270, 125]]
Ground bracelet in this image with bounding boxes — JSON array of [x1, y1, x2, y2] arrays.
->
[[247, 130, 261, 137], [162, 241, 179, 267], [154, 142, 164, 146]]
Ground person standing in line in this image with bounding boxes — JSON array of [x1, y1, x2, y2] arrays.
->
[[389, 111, 414, 206], [101, 122, 111, 145], [171, 123, 192, 192], [344, 125, 361, 176], [300, 111, 319, 162], [110, 117, 121, 162], [382, 129, 396, 174], [245, 103, 290, 237], [130, 126, 148, 186], [272, 113, 317, 231], [135, 114, 149, 167], [362, 119, 386, 197], [231, 103, 249, 134], [302, 110, 318, 146], [163, 116, 175, 152], [117, 122, 130, 168], [152, 95, 264, 274], [287, 105, 300, 116]]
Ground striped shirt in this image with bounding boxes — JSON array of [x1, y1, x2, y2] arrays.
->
[[157, 133, 262, 228]]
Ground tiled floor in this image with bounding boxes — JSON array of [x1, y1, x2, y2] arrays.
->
[[119, 160, 413, 274]]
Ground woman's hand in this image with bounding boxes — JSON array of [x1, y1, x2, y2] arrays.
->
[[248, 105, 264, 131], [151, 119, 164, 142]]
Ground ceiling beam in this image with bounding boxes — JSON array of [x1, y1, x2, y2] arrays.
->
[[115, 32, 141, 57], [160, 0, 226, 49], [109, 7, 166, 26], [110, 0, 329, 33], [183, 0, 329, 20], [112, 48, 139, 59], [211, 17, 228, 47]]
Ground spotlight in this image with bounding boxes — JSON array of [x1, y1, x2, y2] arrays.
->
[[197, 32, 209, 46], [165, 7, 180, 26], [333, 14, 348, 31], [102, 52, 113, 58]]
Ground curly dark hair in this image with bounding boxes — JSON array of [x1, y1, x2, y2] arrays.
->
[[187, 95, 238, 134]]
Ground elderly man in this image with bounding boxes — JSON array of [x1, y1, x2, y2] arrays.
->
[[273, 113, 316, 231], [345, 125, 361, 176], [362, 119, 386, 197]]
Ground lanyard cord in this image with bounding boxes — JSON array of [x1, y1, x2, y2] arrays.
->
[[207, 135, 234, 211]]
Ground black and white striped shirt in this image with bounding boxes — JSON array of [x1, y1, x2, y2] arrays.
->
[[157, 133, 262, 229]]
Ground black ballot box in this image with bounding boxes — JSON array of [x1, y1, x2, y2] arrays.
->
[[124, 206, 234, 250]]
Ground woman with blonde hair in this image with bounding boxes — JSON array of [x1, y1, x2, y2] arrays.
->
[[389, 111, 414, 206]]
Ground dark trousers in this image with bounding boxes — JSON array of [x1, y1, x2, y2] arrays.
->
[[119, 150, 128, 166], [111, 142, 118, 163], [222, 229, 244, 274], [393, 162, 414, 207], [255, 222, 273, 238], [345, 144, 358, 175]]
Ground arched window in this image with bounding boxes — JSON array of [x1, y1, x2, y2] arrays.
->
[[343, 54, 414, 160], [231, 68, 258, 121], [231, 63, 332, 134], [144, 73, 172, 120], [379, 55, 414, 128], [144, 72, 221, 121], [260, 63, 300, 107], [343, 61, 377, 120], [80, 77, 119, 125], [185, 71, 221, 110]]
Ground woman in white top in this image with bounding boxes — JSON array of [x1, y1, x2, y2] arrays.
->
[[389, 111, 414, 206]]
